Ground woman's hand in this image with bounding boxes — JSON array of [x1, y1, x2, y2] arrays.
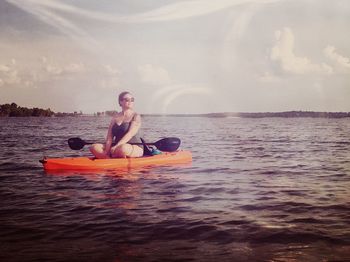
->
[[109, 145, 118, 156]]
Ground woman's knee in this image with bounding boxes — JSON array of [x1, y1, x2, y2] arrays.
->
[[89, 143, 104, 153], [112, 144, 132, 158], [89, 144, 110, 159], [130, 145, 143, 157]]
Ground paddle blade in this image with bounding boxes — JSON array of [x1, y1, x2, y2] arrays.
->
[[68, 137, 86, 150], [154, 137, 181, 152]]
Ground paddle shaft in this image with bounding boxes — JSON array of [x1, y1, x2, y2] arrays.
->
[[68, 137, 181, 152], [83, 141, 154, 146]]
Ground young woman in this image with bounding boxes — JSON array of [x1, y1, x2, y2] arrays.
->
[[90, 91, 144, 158]]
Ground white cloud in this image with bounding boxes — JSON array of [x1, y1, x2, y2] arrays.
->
[[0, 62, 21, 86], [258, 71, 281, 82], [5, 0, 285, 55], [220, 4, 259, 72], [0, 57, 97, 89], [0, 64, 11, 72], [30, 71, 45, 83], [3, 69, 21, 85], [138, 64, 171, 86], [44, 62, 85, 75], [7, 0, 283, 23], [99, 77, 119, 90], [10, 58, 116, 90], [45, 65, 62, 75], [0, 78, 4, 86], [97, 65, 121, 89], [41, 56, 48, 64], [271, 27, 333, 75], [6, 0, 99, 49], [323, 45, 350, 70], [64, 62, 85, 73], [24, 80, 35, 87], [104, 65, 120, 76]]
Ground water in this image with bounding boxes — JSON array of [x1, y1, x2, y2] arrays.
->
[[0, 116, 349, 262]]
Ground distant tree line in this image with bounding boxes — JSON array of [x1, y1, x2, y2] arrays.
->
[[94, 111, 117, 117], [238, 111, 350, 118], [2, 104, 350, 118], [204, 111, 350, 118], [0, 103, 118, 117], [54, 111, 84, 117], [0, 103, 54, 117], [143, 111, 350, 118]]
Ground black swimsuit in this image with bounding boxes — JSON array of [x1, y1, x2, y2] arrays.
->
[[111, 118, 141, 145]]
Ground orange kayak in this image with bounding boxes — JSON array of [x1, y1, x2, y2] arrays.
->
[[41, 150, 192, 171]]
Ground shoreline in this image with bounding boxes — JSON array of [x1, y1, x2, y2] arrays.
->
[[1, 104, 350, 118], [1, 111, 350, 118]]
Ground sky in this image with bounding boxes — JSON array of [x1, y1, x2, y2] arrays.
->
[[0, 0, 349, 114]]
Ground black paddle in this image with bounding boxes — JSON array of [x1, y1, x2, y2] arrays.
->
[[68, 137, 181, 152]]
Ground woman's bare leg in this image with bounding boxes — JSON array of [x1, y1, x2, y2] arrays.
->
[[111, 144, 143, 158], [89, 143, 110, 159]]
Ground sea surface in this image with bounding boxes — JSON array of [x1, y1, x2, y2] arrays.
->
[[0, 116, 349, 262]]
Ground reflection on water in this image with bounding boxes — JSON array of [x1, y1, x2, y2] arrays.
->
[[0, 116, 349, 261]]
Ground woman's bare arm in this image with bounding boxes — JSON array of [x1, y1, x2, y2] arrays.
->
[[104, 118, 115, 155]]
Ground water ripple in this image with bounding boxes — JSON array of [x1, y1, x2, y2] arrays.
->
[[1, 117, 350, 261]]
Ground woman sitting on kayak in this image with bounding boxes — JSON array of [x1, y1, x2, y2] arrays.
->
[[90, 91, 144, 158]]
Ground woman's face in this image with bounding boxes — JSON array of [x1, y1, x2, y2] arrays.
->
[[119, 93, 135, 109]]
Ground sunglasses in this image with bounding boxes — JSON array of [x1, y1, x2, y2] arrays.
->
[[120, 97, 135, 102]]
